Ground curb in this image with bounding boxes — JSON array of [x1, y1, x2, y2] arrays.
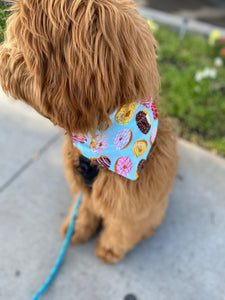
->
[[138, 7, 225, 36], [208, 0, 225, 5]]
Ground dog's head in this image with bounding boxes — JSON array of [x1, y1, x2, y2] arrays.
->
[[0, 0, 159, 135]]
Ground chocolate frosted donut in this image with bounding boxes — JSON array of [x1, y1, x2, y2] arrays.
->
[[97, 156, 111, 169], [135, 110, 151, 134], [91, 156, 111, 169], [135, 159, 146, 178]]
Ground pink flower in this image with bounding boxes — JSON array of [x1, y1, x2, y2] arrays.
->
[[217, 37, 225, 44], [221, 47, 225, 57]]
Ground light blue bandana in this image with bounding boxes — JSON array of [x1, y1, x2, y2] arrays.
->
[[72, 98, 158, 180]]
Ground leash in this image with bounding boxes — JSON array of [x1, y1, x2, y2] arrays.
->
[[32, 194, 83, 300]]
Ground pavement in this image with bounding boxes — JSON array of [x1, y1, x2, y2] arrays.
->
[[138, 6, 225, 36], [137, 0, 225, 27], [1, 86, 225, 300]]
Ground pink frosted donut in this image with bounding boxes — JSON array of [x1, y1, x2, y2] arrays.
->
[[142, 97, 152, 109], [114, 156, 132, 177], [113, 129, 133, 150], [72, 134, 87, 144], [151, 103, 158, 120], [89, 135, 108, 154], [150, 127, 157, 145]]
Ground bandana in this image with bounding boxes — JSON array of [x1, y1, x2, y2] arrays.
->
[[72, 97, 158, 180]]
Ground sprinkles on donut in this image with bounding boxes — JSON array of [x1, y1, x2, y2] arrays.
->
[[96, 156, 111, 169], [114, 156, 132, 177], [89, 135, 108, 154], [135, 159, 146, 178], [135, 110, 152, 134], [132, 140, 148, 157], [115, 102, 137, 125], [113, 129, 133, 150]]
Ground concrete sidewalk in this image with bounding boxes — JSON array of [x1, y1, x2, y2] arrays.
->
[[137, 0, 225, 27], [0, 88, 225, 300], [138, 6, 225, 36]]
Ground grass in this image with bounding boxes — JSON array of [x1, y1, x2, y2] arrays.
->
[[155, 26, 225, 155], [0, 4, 8, 42], [0, 5, 224, 155]]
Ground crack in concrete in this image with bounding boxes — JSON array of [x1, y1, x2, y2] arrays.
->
[[0, 132, 62, 194]]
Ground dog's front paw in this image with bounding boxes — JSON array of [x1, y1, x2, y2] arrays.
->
[[95, 241, 125, 264]]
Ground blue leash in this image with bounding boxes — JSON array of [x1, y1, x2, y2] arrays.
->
[[32, 194, 83, 300]]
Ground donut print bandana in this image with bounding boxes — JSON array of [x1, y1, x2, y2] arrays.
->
[[72, 97, 158, 180]]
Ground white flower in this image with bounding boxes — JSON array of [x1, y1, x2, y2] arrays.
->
[[209, 68, 217, 79], [214, 57, 224, 68], [194, 67, 217, 82], [194, 71, 203, 82], [202, 68, 211, 78]]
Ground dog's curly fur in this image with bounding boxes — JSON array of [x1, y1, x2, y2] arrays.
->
[[0, 0, 178, 263]]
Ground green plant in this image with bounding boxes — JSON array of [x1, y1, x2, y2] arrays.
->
[[0, 11, 224, 155], [0, 4, 9, 42], [154, 26, 225, 155]]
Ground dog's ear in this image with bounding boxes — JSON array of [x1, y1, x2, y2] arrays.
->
[[1, 0, 160, 135], [57, 0, 160, 135]]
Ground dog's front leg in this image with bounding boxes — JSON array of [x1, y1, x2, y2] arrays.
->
[[95, 217, 154, 264], [61, 193, 100, 244], [94, 194, 169, 264]]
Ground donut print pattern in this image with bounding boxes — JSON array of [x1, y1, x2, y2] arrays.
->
[[136, 110, 152, 134], [132, 140, 148, 157], [115, 102, 137, 125], [113, 129, 133, 150], [115, 156, 132, 177], [91, 156, 111, 169], [151, 103, 158, 120], [72, 134, 87, 144], [150, 127, 157, 145], [72, 97, 158, 180], [89, 135, 108, 154], [142, 98, 152, 109], [135, 159, 146, 178], [73, 146, 82, 155]]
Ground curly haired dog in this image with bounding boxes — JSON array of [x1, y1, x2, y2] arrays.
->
[[0, 0, 178, 263]]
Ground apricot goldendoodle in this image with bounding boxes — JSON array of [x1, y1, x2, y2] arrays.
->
[[0, 0, 178, 263]]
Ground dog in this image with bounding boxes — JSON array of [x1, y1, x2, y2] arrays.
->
[[0, 0, 178, 263]]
